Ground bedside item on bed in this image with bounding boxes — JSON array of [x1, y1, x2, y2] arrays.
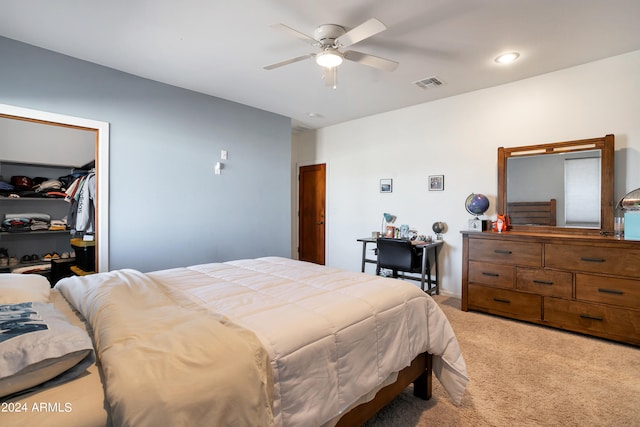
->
[[465, 193, 490, 231], [0, 274, 93, 399], [0, 273, 50, 304], [0, 302, 94, 399]]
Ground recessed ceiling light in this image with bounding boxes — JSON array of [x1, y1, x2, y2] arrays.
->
[[307, 112, 324, 119], [494, 52, 520, 64]]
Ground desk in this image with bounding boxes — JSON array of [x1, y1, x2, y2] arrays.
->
[[357, 238, 443, 295]]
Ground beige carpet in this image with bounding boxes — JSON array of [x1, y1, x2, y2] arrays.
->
[[366, 296, 640, 427]]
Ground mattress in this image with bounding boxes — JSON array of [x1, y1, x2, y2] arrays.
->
[[3, 257, 468, 427], [147, 257, 468, 426]]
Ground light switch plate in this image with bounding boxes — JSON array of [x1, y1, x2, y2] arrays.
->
[[221, 150, 228, 160]]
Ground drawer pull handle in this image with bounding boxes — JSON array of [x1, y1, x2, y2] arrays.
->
[[482, 272, 500, 277], [580, 314, 604, 321], [598, 288, 623, 295], [533, 280, 553, 286], [580, 257, 605, 263], [493, 298, 511, 304], [494, 249, 512, 255]]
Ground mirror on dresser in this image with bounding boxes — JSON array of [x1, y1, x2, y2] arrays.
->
[[497, 134, 615, 235]]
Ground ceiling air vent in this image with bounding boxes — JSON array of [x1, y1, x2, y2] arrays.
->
[[414, 76, 445, 90]]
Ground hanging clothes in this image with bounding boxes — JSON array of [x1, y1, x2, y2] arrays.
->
[[64, 170, 95, 235], [75, 172, 95, 233]]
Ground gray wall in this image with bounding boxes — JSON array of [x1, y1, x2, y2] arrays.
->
[[0, 37, 292, 272]]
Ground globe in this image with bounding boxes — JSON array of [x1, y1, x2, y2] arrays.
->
[[432, 222, 445, 234], [432, 221, 445, 240], [465, 193, 490, 217]]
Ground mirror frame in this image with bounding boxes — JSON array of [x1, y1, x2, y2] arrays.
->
[[498, 134, 614, 235]]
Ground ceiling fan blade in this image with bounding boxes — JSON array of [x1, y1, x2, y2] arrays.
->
[[271, 23, 318, 46], [322, 67, 337, 89], [263, 54, 314, 70], [336, 18, 387, 48], [343, 50, 399, 72]]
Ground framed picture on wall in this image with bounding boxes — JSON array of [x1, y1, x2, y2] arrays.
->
[[429, 175, 444, 191], [380, 178, 393, 193]]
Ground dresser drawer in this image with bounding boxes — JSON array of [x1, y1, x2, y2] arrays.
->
[[545, 244, 640, 277], [468, 284, 542, 320], [469, 261, 514, 289], [544, 297, 640, 344], [469, 239, 542, 267], [516, 267, 572, 298], [576, 273, 640, 309]]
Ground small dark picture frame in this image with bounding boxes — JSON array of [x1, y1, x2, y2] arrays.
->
[[380, 178, 393, 193], [429, 175, 444, 191]]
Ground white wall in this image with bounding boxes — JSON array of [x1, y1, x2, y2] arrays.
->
[[293, 50, 640, 297]]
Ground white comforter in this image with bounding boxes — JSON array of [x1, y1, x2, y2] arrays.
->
[[57, 257, 468, 427], [56, 269, 273, 427]]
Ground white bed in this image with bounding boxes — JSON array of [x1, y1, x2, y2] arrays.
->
[[2, 257, 468, 426]]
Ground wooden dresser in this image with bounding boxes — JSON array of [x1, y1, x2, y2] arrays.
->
[[461, 231, 640, 346]]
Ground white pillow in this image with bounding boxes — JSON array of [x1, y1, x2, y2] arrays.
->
[[0, 302, 94, 398], [0, 274, 50, 304]]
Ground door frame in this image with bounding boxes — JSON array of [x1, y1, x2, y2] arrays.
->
[[295, 161, 329, 263], [0, 103, 110, 272]]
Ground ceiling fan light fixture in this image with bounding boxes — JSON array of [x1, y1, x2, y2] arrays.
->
[[316, 49, 343, 68], [494, 51, 520, 64]]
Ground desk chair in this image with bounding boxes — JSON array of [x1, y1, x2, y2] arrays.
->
[[376, 238, 424, 286]]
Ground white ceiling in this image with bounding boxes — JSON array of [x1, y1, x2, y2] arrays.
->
[[2, 0, 639, 130]]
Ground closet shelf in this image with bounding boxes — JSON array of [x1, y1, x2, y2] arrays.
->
[[0, 197, 66, 202], [0, 230, 71, 238]]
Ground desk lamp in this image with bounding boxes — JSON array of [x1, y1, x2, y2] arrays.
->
[[382, 213, 397, 236]]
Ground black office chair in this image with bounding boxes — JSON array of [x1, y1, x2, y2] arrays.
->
[[376, 238, 425, 287]]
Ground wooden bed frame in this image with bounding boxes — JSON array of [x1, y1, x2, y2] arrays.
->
[[335, 352, 433, 426], [507, 199, 556, 226]]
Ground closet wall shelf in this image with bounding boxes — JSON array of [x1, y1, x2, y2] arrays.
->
[[0, 197, 66, 202], [0, 230, 71, 238]]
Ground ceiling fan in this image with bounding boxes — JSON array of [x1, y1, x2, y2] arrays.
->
[[263, 18, 398, 89]]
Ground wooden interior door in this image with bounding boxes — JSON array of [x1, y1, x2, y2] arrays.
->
[[299, 164, 326, 265]]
